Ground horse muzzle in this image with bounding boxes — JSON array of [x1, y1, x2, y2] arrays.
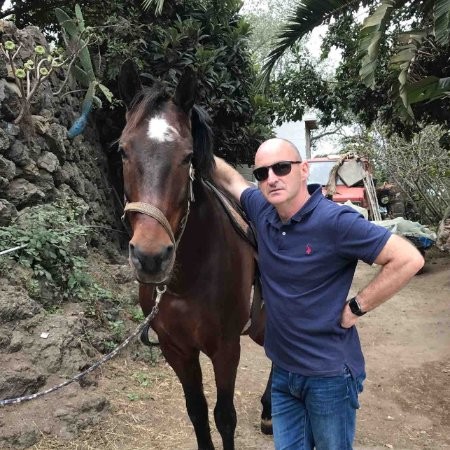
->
[[129, 242, 175, 283]]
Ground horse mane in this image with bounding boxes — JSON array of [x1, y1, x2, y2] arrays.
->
[[128, 85, 215, 180], [192, 105, 214, 180]]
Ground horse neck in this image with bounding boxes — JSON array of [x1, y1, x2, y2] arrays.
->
[[173, 179, 224, 272], [186, 178, 222, 235], [165, 180, 221, 295]]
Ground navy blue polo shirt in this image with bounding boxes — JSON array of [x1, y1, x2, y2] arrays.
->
[[241, 184, 391, 377]]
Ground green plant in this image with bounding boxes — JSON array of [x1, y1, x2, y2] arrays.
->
[[260, 0, 450, 133], [129, 306, 145, 322], [345, 123, 450, 224], [109, 319, 125, 342], [94, 0, 272, 164], [7, 0, 272, 163], [133, 371, 151, 387], [127, 392, 140, 401], [102, 340, 117, 351], [55, 4, 113, 138], [0, 197, 91, 302], [45, 305, 62, 315], [0, 255, 14, 276], [0, 40, 70, 124], [25, 278, 41, 298], [147, 346, 163, 366]]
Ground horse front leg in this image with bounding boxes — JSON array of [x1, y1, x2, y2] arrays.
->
[[211, 340, 240, 450], [260, 363, 273, 435], [163, 346, 214, 450]]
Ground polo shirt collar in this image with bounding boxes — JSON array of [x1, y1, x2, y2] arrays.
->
[[267, 184, 323, 227]]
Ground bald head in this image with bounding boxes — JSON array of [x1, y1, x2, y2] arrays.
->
[[255, 138, 301, 166]]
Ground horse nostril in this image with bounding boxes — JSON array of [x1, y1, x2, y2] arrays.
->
[[163, 245, 174, 259], [130, 243, 174, 274], [129, 243, 143, 270]]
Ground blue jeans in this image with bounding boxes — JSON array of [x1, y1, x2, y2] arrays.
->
[[271, 365, 365, 450]]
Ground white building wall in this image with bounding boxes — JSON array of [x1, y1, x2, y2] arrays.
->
[[273, 121, 307, 159], [236, 164, 255, 182], [235, 116, 317, 180]]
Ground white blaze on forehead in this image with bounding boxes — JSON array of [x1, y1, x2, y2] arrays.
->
[[147, 116, 179, 142]]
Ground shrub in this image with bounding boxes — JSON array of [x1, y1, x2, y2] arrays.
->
[[0, 197, 108, 306]]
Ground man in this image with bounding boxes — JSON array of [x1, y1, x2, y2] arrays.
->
[[212, 138, 424, 450]]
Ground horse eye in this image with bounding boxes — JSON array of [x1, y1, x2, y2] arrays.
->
[[182, 153, 193, 165]]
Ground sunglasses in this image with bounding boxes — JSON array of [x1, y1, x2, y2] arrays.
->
[[253, 160, 302, 182]]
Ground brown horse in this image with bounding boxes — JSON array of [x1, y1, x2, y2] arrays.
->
[[117, 61, 271, 450]]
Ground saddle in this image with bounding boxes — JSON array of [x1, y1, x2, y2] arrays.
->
[[203, 180, 257, 251]]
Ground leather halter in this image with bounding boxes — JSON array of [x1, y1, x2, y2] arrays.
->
[[122, 164, 195, 248]]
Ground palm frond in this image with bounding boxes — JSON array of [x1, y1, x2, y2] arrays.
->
[[434, 0, 450, 46], [359, 0, 396, 88], [390, 30, 427, 116], [259, 0, 355, 88], [142, 0, 165, 15], [407, 76, 450, 104]]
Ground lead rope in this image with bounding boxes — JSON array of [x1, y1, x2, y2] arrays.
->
[[0, 285, 167, 406]]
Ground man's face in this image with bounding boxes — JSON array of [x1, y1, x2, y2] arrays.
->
[[254, 141, 308, 207]]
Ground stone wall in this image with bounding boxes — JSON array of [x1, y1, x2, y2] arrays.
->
[[0, 21, 142, 449], [0, 20, 119, 236]]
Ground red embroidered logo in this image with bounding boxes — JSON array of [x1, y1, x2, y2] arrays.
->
[[305, 244, 312, 255]]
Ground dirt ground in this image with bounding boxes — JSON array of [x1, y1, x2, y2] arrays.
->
[[20, 252, 450, 449]]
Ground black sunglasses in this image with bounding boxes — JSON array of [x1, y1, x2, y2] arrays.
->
[[253, 160, 302, 182]]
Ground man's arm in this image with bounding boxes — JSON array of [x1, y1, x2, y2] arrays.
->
[[212, 156, 253, 204], [341, 234, 424, 328]]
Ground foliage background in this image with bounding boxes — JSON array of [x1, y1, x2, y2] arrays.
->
[[2, 0, 273, 165], [2, 0, 449, 225], [259, 0, 450, 139]]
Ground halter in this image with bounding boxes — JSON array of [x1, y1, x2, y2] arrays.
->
[[122, 163, 195, 249]]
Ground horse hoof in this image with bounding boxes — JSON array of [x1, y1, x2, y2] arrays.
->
[[260, 418, 273, 435]]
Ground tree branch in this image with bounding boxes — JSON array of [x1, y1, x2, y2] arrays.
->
[[311, 124, 345, 142]]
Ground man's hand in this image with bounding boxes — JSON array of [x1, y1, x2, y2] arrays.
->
[[340, 234, 424, 327], [340, 302, 359, 329]]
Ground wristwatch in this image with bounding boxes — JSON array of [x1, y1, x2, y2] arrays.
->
[[348, 297, 366, 316]]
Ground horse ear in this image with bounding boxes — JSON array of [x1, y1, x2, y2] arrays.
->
[[174, 67, 197, 113], [118, 59, 142, 109]]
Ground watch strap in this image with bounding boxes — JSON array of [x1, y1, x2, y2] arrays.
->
[[348, 296, 366, 316]]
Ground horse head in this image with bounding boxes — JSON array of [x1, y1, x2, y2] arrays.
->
[[118, 60, 213, 284]]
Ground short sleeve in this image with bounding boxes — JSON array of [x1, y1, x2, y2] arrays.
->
[[240, 187, 267, 222], [335, 207, 391, 264]]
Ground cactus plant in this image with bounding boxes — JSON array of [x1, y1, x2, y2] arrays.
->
[[55, 4, 113, 139], [0, 40, 67, 125]]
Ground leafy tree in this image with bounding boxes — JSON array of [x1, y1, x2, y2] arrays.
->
[[344, 123, 450, 224], [0, 0, 104, 36], [240, 0, 299, 68], [260, 0, 450, 134], [4, 0, 271, 164]]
